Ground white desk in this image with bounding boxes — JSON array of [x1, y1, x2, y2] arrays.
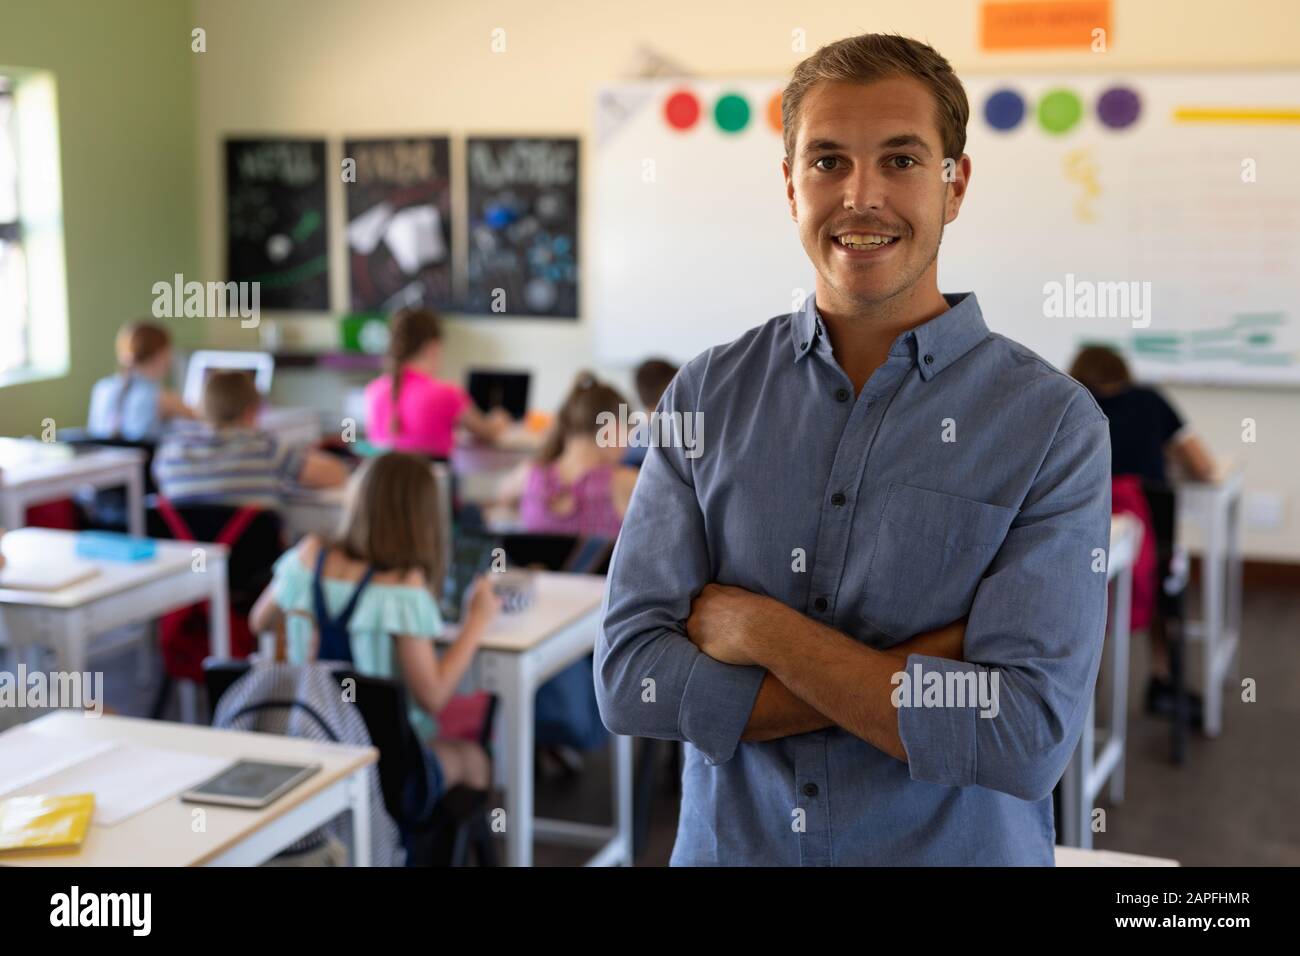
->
[[0, 437, 145, 537], [260, 406, 322, 450], [1059, 514, 1141, 850], [0, 711, 375, 866], [281, 486, 348, 543], [1176, 465, 1244, 737], [0, 529, 229, 722], [452, 428, 543, 505], [439, 571, 631, 867], [1055, 845, 1179, 866]]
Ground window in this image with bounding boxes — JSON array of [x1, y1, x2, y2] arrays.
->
[[0, 80, 29, 373], [0, 69, 69, 386]]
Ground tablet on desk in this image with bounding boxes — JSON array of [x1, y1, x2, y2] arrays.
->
[[181, 760, 321, 809]]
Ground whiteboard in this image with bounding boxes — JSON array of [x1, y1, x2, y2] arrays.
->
[[593, 73, 1300, 386]]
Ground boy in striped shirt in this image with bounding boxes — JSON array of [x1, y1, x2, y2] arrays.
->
[[154, 370, 348, 507]]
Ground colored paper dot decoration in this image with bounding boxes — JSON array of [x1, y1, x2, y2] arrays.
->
[[1097, 86, 1141, 129], [664, 90, 700, 130], [1038, 89, 1084, 134], [767, 91, 783, 133], [984, 89, 1026, 131], [714, 93, 750, 133]]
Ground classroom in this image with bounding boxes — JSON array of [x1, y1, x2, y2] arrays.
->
[[0, 0, 1296, 888]]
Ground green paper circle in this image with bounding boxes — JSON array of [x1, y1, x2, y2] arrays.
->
[[714, 93, 750, 133], [1038, 89, 1083, 134]]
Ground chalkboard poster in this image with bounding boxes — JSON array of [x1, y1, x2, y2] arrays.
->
[[225, 138, 330, 310], [465, 137, 579, 318], [344, 137, 453, 312]]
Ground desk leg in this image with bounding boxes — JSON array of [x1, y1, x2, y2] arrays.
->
[[1, 493, 23, 536], [208, 552, 231, 659], [499, 658, 535, 867], [1110, 567, 1132, 804], [126, 466, 145, 538], [349, 770, 372, 867], [1204, 504, 1225, 737], [1227, 492, 1243, 685], [59, 609, 88, 675], [612, 732, 634, 865]]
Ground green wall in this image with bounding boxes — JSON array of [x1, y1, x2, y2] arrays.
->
[[0, 0, 197, 436]]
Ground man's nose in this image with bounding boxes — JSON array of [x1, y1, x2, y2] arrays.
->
[[843, 164, 887, 211]]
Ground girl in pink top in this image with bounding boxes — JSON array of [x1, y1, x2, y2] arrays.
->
[[499, 372, 638, 539], [364, 308, 510, 458]]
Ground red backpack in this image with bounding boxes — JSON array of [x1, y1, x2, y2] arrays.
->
[[153, 498, 262, 683]]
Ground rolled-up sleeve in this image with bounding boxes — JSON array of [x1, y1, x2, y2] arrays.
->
[[596, 366, 766, 765], [897, 403, 1112, 801]]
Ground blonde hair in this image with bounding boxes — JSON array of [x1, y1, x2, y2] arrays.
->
[[781, 33, 970, 165], [538, 371, 629, 465], [331, 453, 444, 588]]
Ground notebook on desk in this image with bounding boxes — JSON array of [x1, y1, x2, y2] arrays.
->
[[0, 561, 100, 592]]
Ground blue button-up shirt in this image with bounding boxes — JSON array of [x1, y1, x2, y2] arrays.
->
[[596, 292, 1112, 865]]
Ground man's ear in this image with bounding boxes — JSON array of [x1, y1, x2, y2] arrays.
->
[[944, 154, 972, 225], [782, 158, 798, 221]]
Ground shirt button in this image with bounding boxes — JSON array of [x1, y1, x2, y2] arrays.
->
[[835, 387, 850, 402], [814, 596, 828, 612], [831, 492, 846, 507], [924, 353, 935, 365], [800, 341, 809, 351], [803, 783, 819, 797]]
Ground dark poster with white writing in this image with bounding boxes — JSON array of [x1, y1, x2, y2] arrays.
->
[[225, 138, 330, 310], [344, 137, 453, 313], [464, 137, 579, 318]]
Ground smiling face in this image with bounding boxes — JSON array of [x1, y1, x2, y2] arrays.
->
[[783, 76, 970, 319]]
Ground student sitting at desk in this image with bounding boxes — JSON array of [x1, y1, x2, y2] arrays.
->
[[497, 372, 639, 538], [364, 307, 510, 458], [1069, 345, 1218, 721], [623, 358, 679, 468], [153, 370, 348, 507], [249, 452, 501, 795], [87, 320, 194, 440]]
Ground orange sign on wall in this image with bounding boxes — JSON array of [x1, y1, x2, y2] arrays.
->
[[981, 0, 1111, 51]]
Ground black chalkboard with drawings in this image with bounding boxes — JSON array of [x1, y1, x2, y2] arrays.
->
[[464, 137, 579, 318], [344, 137, 453, 313], [225, 138, 330, 310]]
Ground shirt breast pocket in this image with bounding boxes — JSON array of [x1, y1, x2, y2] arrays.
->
[[864, 482, 1018, 639]]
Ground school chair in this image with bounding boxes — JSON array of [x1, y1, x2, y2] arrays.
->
[[57, 430, 158, 532], [146, 500, 285, 721], [203, 659, 498, 866]]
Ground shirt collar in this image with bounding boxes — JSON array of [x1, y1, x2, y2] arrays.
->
[[792, 291, 990, 381]]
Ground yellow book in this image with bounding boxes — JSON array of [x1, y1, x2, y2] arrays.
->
[[0, 793, 95, 852]]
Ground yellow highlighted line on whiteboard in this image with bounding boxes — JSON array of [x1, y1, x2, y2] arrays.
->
[[1173, 108, 1300, 124]]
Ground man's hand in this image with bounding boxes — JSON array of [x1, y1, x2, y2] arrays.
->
[[686, 583, 790, 666]]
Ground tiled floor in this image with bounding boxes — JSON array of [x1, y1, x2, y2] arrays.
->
[[21, 581, 1297, 866]]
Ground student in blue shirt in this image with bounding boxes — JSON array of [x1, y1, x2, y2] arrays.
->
[[87, 321, 194, 440], [622, 359, 678, 468]]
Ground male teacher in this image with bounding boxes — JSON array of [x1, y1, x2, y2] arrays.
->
[[596, 33, 1112, 865]]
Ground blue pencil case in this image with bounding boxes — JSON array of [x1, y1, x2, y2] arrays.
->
[[75, 532, 157, 562]]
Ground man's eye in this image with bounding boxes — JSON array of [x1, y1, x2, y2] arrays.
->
[[814, 156, 841, 171], [888, 155, 918, 169]]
